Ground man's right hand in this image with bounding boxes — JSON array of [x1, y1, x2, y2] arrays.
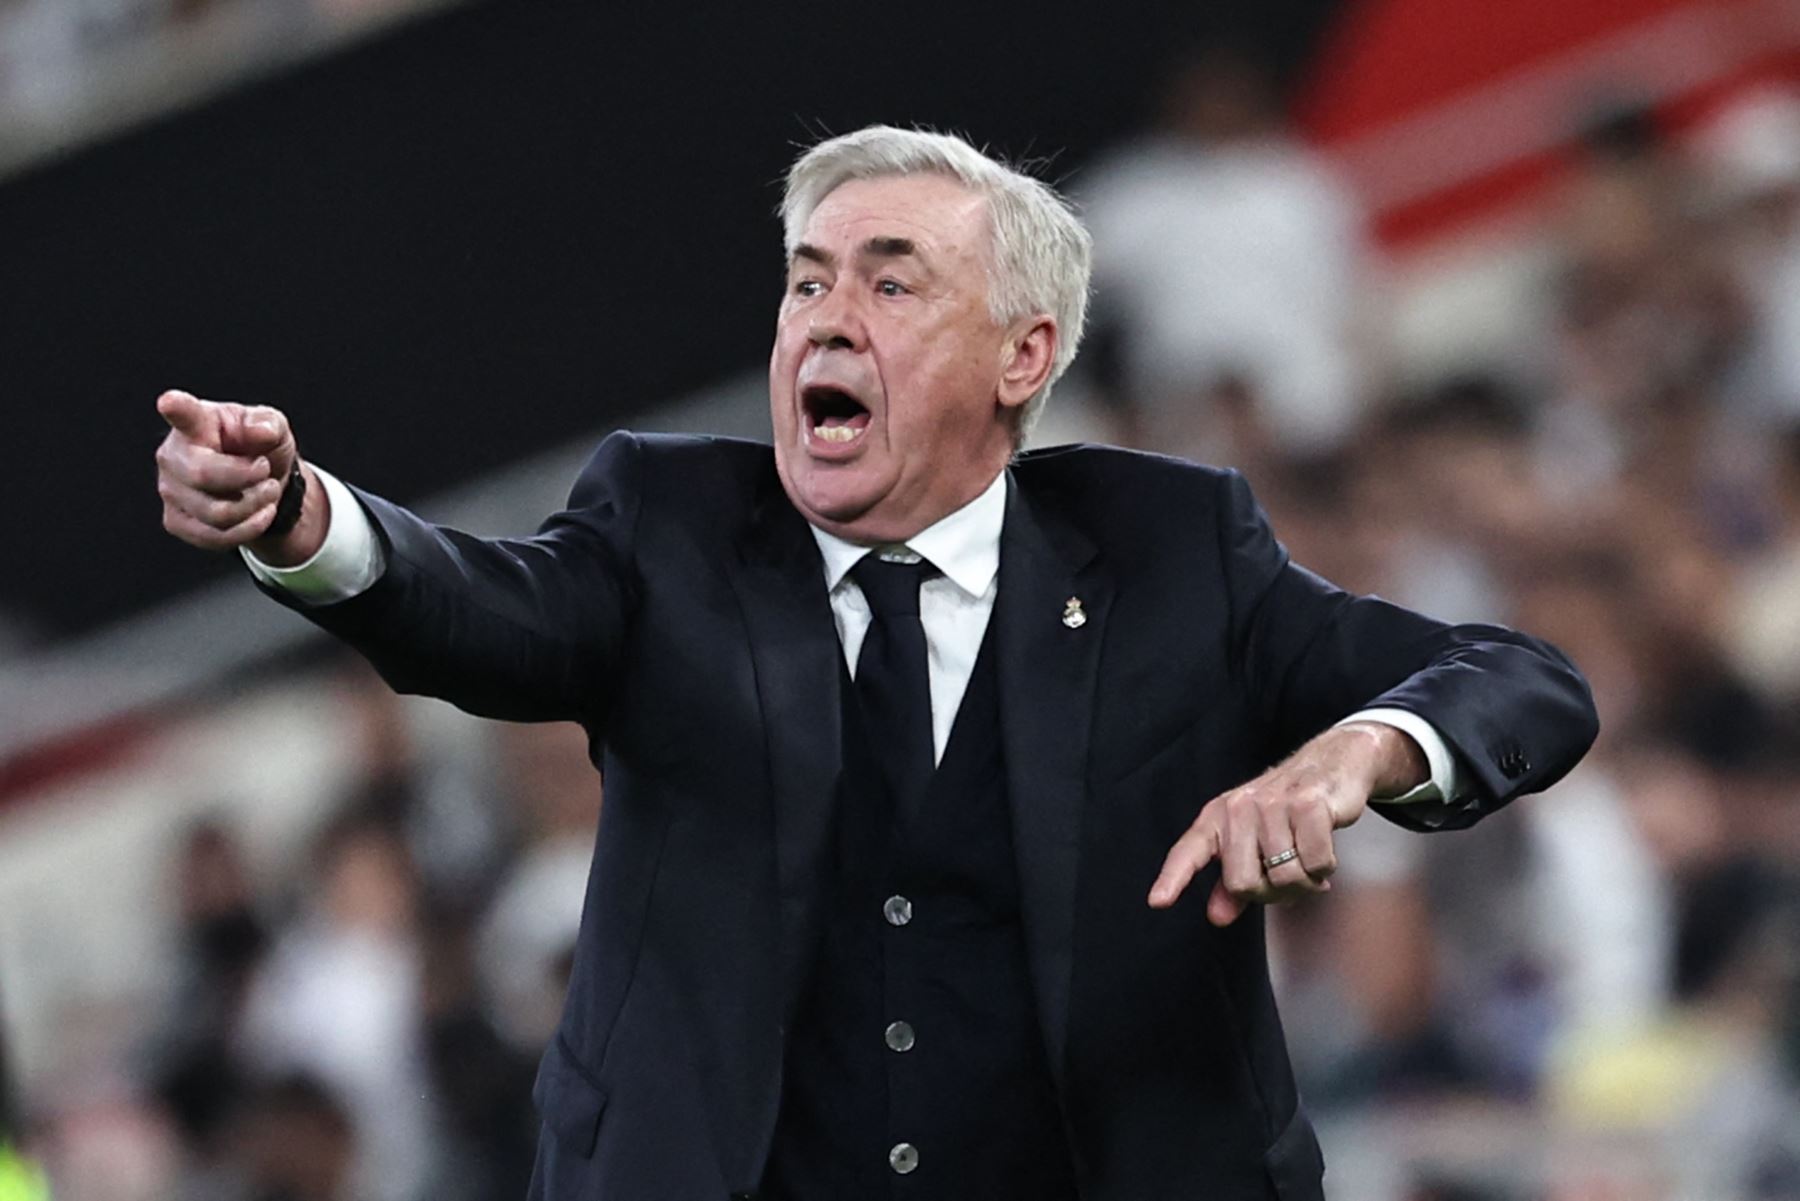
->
[[155, 389, 328, 564]]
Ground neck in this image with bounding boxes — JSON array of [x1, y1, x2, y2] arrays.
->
[[817, 470, 1003, 547]]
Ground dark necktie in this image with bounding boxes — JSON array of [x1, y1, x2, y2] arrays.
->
[[849, 554, 936, 822]]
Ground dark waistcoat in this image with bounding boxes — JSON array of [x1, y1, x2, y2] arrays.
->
[[762, 626, 1080, 1201]]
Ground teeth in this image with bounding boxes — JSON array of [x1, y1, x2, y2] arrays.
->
[[813, 424, 861, 443]]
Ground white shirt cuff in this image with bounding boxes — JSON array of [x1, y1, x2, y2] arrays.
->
[[240, 465, 384, 604], [1337, 707, 1461, 804]]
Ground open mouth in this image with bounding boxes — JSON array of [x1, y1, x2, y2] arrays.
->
[[803, 385, 872, 445]]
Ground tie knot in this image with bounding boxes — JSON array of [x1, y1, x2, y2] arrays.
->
[[850, 554, 933, 617]]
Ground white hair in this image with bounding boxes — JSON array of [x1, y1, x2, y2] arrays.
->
[[780, 125, 1093, 443]]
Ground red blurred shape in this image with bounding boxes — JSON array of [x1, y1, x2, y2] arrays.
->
[[1299, 0, 1800, 247]]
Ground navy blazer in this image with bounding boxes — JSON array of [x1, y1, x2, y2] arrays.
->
[[280, 433, 1597, 1201]]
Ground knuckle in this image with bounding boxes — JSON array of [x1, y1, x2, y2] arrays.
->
[[194, 459, 235, 490], [1295, 780, 1331, 806], [1292, 793, 1327, 818]]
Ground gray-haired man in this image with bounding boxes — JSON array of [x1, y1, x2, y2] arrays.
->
[[156, 126, 1596, 1200]]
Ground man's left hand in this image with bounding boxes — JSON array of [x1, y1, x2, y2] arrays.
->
[[1147, 722, 1427, 927]]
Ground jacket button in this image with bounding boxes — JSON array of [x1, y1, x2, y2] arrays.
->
[[885, 1020, 916, 1052], [883, 895, 913, 926], [889, 1142, 920, 1174]]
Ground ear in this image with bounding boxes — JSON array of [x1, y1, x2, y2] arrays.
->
[[996, 315, 1057, 413]]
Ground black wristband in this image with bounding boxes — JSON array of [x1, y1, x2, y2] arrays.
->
[[265, 462, 307, 540]]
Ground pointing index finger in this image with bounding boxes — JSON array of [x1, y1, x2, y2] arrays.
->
[[157, 390, 214, 441], [1149, 814, 1220, 908]]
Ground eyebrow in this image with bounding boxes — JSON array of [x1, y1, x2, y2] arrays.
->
[[862, 236, 916, 259], [789, 236, 922, 270]]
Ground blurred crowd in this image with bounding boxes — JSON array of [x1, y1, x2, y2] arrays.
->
[[4, 37, 1800, 1201], [3, 669, 604, 1201]]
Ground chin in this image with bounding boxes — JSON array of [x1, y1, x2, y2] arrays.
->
[[780, 461, 887, 534], [796, 476, 879, 526]]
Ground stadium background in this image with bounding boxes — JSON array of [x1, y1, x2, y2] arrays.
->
[[2, 0, 1798, 1197]]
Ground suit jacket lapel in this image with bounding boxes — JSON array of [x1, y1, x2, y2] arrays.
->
[[995, 473, 1110, 1088], [730, 492, 844, 1023]]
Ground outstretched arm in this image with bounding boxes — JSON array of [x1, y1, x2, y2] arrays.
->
[[155, 390, 640, 725]]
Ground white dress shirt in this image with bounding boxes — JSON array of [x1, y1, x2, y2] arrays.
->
[[246, 465, 1459, 800], [808, 472, 1008, 764]]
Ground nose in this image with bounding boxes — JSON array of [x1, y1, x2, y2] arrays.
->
[[806, 288, 865, 352], [808, 322, 855, 351]]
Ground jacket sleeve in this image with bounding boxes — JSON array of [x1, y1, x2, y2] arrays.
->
[[261, 429, 644, 726], [1217, 469, 1598, 830]]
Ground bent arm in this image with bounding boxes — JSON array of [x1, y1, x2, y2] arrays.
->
[[258, 431, 645, 726], [1219, 470, 1598, 830]]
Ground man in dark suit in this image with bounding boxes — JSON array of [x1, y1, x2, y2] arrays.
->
[[154, 126, 1597, 1200]]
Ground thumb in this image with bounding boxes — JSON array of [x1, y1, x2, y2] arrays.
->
[[220, 404, 292, 458], [157, 390, 218, 445]]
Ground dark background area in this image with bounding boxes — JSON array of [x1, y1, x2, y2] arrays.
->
[[0, 0, 1338, 641]]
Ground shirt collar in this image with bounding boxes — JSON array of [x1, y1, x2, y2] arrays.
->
[[809, 470, 1007, 599]]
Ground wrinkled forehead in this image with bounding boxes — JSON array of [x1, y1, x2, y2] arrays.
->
[[792, 172, 994, 264]]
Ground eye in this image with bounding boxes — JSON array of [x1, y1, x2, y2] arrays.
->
[[793, 279, 826, 298], [876, 278, 909, 297]]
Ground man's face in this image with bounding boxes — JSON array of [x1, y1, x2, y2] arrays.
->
[[770, 174, 1023, 544]]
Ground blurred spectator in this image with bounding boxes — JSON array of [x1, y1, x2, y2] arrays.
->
[[327, 660, 506, 907], [1081, 41, 1374, 469], [1548, 854, 1800, 1200], [475, 721, 597, 1056], [236, 809, 436, 1201], [418, 916, 537, 1201], [1728, 425, 1800, 707], [148, 821, 268, 1188], [223, 1074, 359, 1201], [1697, 88, 1800, 428]]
